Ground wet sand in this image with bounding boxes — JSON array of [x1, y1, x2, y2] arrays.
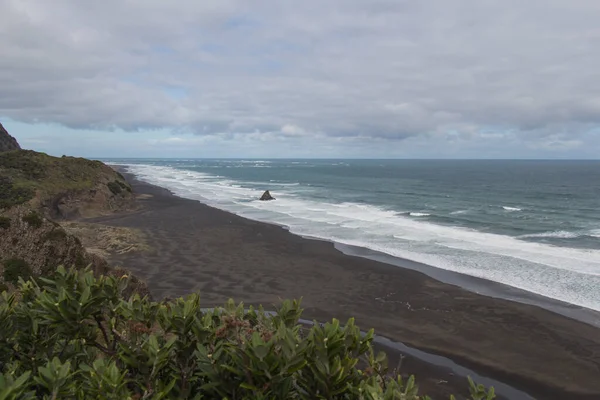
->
[[89, 172, 600, 399]]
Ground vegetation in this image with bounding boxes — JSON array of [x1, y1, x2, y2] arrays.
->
[[117, 179, 132, 192], [42, 227, 68, 242], [0, 176, 35, 208], [107, 181, 123, 195], [0, 216, 10, 229], [22, 211, 44, 228], [0, 150, 130, 210], [0, 267, 495, 399], [2, 258, 32, 284]]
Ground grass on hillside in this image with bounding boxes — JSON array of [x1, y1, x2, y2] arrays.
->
[[0, 150, 127, 209]]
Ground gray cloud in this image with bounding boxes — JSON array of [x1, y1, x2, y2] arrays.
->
[[1, 0, 600, 150]]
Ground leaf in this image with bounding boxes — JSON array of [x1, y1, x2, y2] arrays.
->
[[13, 371, 31, 388], [254, 344, 269, 360], [239, 383, 260, 391], [80, 286, 91, 304]]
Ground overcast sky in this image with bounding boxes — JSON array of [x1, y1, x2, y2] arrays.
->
[[1, 0, 600, 158]]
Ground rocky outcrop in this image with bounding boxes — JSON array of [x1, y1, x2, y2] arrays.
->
[[0, 206, 151, 298], [0, 122, 21, 152], [0, 206, 105, 277], [259, 190, 275, 201]]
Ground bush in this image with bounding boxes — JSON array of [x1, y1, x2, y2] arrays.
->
[[2, 258, 33, 284], [116, 179, 132, 192], [0, 177, 35, 208], [107, 181, 122, 195], [0, 267, 495, 400], [42, 228, 68, 242], [0, 216, 10, 229], [0, 150, 47, 180], [22, 211, 43, 228]]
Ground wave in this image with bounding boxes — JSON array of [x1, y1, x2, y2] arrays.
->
[[121, 163, 600, 312], [519, 229, 600, 240], [502, 206, 522, 212], [269, 181, 300, 186], [409, 212, 431, 217], [450, 210, 469, 215], [519, 230, 580, 239]]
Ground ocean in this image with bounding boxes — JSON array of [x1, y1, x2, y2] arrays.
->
[[107, 159, 600, 312]]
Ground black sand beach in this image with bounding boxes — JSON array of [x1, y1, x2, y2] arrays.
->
[[89, 171, 600, 399]]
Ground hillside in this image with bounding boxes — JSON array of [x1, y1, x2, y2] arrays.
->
[[0, 122, 21, 152], [0, 149, 135, 219], [0, 125, 147, 295]]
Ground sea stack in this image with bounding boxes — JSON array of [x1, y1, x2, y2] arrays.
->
[[259, 190, 275, 201]]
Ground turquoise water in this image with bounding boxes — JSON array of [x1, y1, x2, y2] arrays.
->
[[107, 159, 600, 311]]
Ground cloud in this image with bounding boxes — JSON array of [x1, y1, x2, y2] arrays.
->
[[1, 0, 600, 156]]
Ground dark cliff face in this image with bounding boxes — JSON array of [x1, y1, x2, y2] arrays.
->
[[0, 122, 21, 152]]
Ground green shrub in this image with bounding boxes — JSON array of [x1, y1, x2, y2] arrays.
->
[[42, 228, 68, 242], [0, 216, 10, 229], [22, 211, 43, 228], [116, 179, 132, 192], [107, 181, 122, 195], [0, 150, 47, 179], [0, 267, 495, 400], [0, 177, 35, 208], [2, 258, 33, 284]]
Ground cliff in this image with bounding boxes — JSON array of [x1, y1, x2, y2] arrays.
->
[[0, 122, 21, 152], [0, 206, 150, 297]]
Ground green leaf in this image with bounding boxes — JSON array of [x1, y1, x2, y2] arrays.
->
[[239, 383, 260, 391]]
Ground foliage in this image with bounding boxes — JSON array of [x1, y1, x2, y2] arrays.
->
[[117, 179, 132, 192], [42, 227, 68, 242], [0, 176, 35, 209], [107, 181, 123, 195], [2, 258, 33, 284], [21, 211, 44, 228], [0, 216, 10, 229], [0, 267, 495, 400], [0, 150, 128, 209]]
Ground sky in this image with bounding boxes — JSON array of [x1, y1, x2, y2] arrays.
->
[[1, 0, 600, 159]]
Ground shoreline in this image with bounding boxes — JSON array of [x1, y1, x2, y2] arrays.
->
[[245, 222, 600, 328], [91, 168, 600, 399], [333, 242, 600, 328], [109, 163, 600, 323]]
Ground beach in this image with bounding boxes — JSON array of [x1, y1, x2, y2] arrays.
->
[[89, 171, 600, 399]]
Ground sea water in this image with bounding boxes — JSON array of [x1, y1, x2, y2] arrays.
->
[[105, 159, 600, 312]]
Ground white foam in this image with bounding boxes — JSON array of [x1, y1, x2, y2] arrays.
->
[[410, 212, 431, 217], [502, 206, 522, 212], [519, 229, 600, 240], [450, 210, 469, 215], [519, 230, 580, 239], [589, 229, 600, 238], [122, 163, 600, 312]]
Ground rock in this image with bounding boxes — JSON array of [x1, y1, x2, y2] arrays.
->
[[259, 190, 275, 201], [0, 122, 21, 152]]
